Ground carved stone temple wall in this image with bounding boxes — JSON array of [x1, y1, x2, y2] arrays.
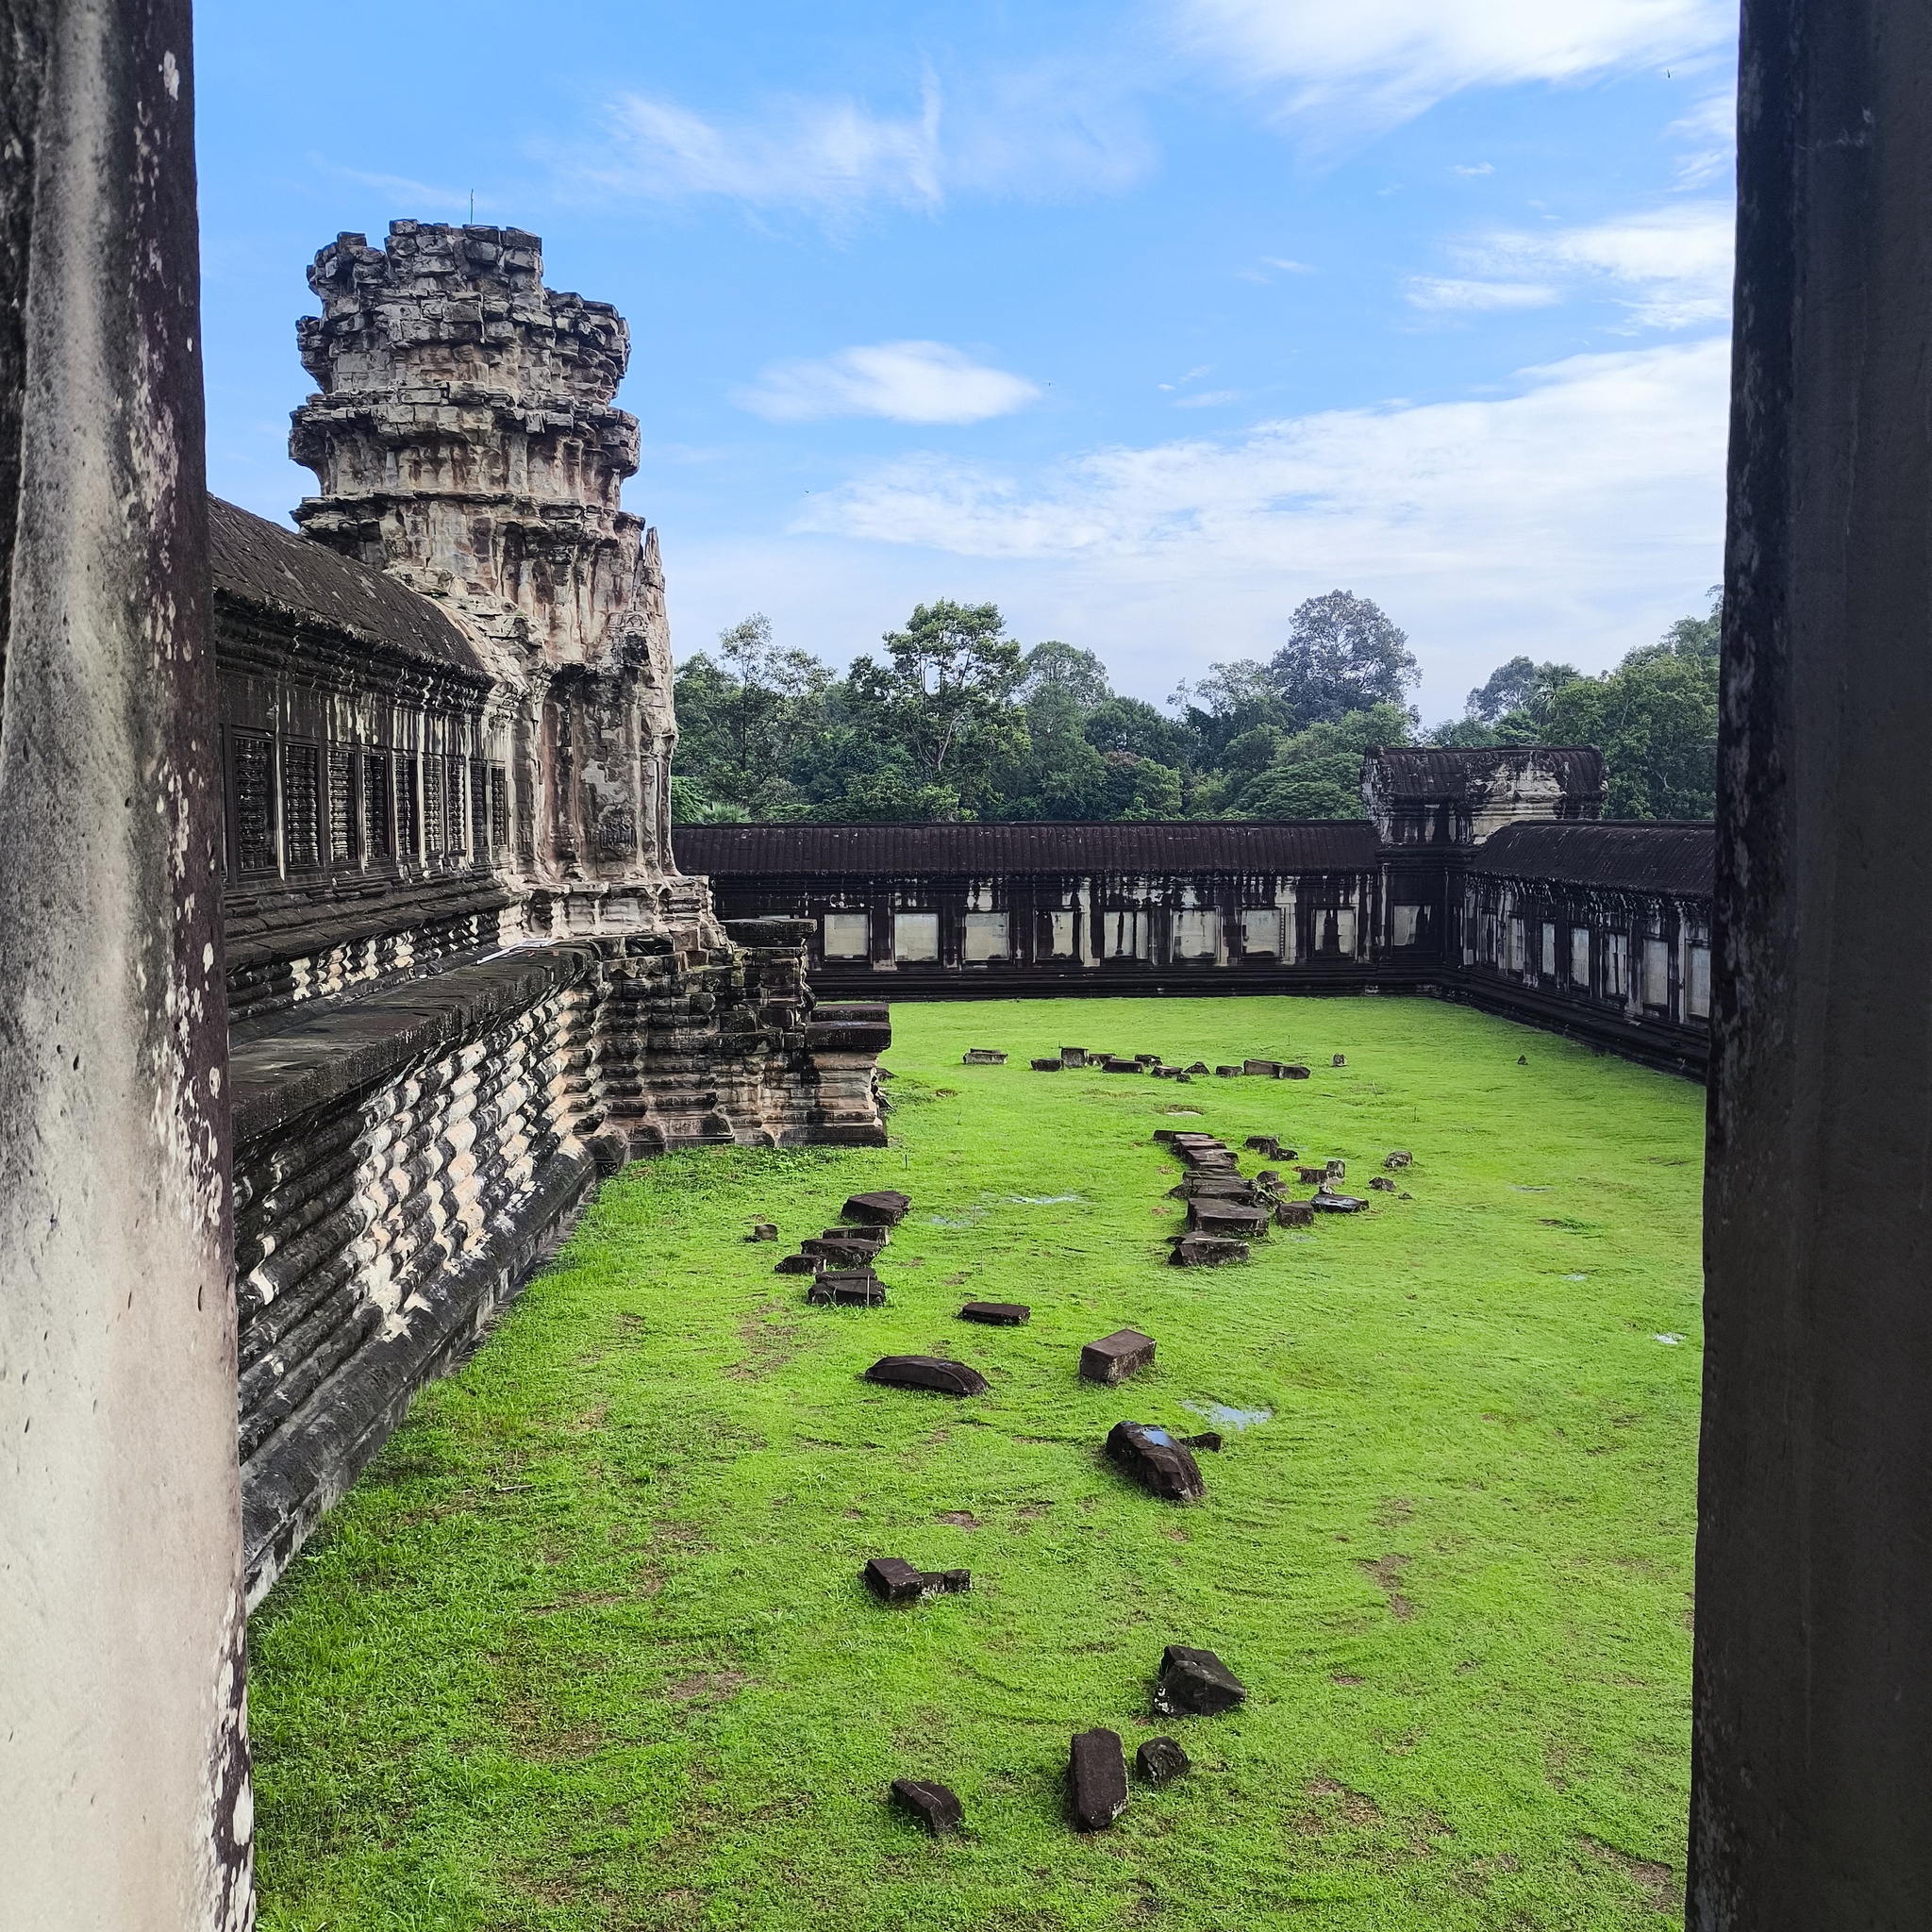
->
[[219, 223, 886, 1603]]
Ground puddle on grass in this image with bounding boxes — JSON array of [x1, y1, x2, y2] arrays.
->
[[1654, 1333, 1685, 1346], [1511, 1185, 1553, 1192], [1565, 1273, 1589, 1281], [1008, 1193, 1082, 1206], [1183, 1401, 1274, 1431]]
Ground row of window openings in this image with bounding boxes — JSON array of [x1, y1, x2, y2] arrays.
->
[[821, 907, 1356, 964], [229, 731, 509, 878], [1494, 918, 1710, 1016]]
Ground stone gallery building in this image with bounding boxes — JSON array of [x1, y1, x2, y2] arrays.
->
[[679, 747, 1715, 1075], [207, 222, 890, 1601]]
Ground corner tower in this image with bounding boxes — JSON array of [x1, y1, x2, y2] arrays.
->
[[290, 221, 690, 927]]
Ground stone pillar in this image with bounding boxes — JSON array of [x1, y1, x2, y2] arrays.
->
[[1692, 0, 1932, 1921], [0, 2, 253, 1924]]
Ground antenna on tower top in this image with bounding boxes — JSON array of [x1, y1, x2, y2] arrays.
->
[[468, 190, 475, 223]]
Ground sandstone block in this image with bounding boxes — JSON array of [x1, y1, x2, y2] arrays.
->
[[747, 1224, 778, 1241], [1030, 1058, 1063, 1071], [1070, 1728, 1130, 1831], [1137, 1737, 1191, 1786], [1285, 1064, 1311, 1079], [842, 1191, 911, 1224], [1310, 1192, 1368, 1214], [1153, 1645, 1246, 1717], [890, 1778, 963, 1836], [1080, 1328, 1157, 1384], [1106, 1421, 1207, 1501], [1188, 1203, 1270, 1241], [1275, 1201, 1314, 1228], [864, 1355, 989, 1396], [962, 1049, 1008, 1065], [959, 1301, 1030, 1325], [1170, 1237, 1249, 1267], [864, 1557, 972, 1604], [808, 1270, 887, 1307], [1385, 1150, 1413, 1168]]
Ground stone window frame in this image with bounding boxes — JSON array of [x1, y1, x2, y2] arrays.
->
[[893, 908, 942, 964], [1570, 924, 1591, 991], [281, 739, 323, 873], [225, 726, 279, 881]]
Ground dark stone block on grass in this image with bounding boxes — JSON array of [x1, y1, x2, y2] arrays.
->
[[865, 1557, 972, 1603], [1332, 1054, 1346, 1066], [1296, 1165, 1329, 1185], [1285, 1064, 1310, 1079], [747, 1223, 778, 1241], [822, 1224, 887, 1249], [1243, 1058, 1280, 1077], [1137, 1737, 1191, 1787], [842, 1191, 911, 1225], [1070, 1728, 1130, 1831], [1101, 1057, 1143, 1074], [1215, 1065, 1240, 1076], [774, 1252, 823, 1274], [1385, 1150, 1413, 1168], [1244, 1135, 1277, 1154], [1030, 1058, 1063, 1072], [865, 1355, 990, 1396], [962, 1048, 1008, 1065], [1106, 1421, 1207, 1502], [1369, 1175, 1397, 1192], [1181, 1431, 1224, 1453], [1080, 1328, 1157, 1385], [803, 1237, 886, 1268], [891, 1777, 963, 1836], [1187, 1061, 1210, 1074], [1169, 1176, 1260, 1202], [1153, 1645, 1246, 1717], [1188, 1203, 1270, 1241], [808, 1270, 887, 1307], [1310, 1192, 1367, 1214], [1170, 1237, 1249, 1267], [1059, 1047, 1088, 1067], [960, 1300, 1030, 1325], [1275, 1201, 1314, 1228]]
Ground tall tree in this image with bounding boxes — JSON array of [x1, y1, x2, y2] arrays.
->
[[1268, 590, 1420, 726]]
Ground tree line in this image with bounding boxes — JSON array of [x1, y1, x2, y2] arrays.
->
[[670, 587, 1721, 827]]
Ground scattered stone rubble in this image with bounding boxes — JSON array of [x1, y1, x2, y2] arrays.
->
[[1106, 1421, 1208, 1502], [808, 1271, 887, 1307], [891, 1778, 963, 1836], [1138, 1737, 1191, 1786], [962, 1049, 1008, 1065], [960, 1300, 1030, 1325], [864, 1356, 990, 1397], [1080, 1329, 1157, 1385], [863, 1557, 971, 1605], [843, 1191, 911, 1224], [1153, 1646, 1247, 1717]]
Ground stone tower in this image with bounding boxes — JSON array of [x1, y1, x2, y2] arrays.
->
[[290, 221, 696, 934]]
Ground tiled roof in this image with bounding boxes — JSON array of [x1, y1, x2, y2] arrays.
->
[[1366, 745, 1607, 800], [1474, 821, 1713, 896], [675, 819, 1380, 876], [208, 495, 486, 675]]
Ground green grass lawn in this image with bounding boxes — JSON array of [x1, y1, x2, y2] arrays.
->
[[250, 995, 1705, 1932]]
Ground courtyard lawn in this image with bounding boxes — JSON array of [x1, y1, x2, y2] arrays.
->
[[250, 995, 1705, 1932]]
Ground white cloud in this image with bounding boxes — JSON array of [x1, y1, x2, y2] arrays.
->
[[1174, 389, 1244, 408], [1407, 276, 1561, 312], [1452, 161, 1495, 176], [732, 341, 1041, 425], [575, 68, 1151, 218], [1175, 0, 1735, 136], [751, 338, 1726, 707], [1670, 88, 1737, 187], [1448, 203, 1735, 328]]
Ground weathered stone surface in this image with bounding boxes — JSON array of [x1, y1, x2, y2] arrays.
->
[[960, 1300, 1030, 1325], [843, 1191, 912, 1225], [724, 917, 813, 948], [1369, 1175, 1397, 1192], [1215, 1065, 1240, 1076], [774, 1252, 823, 1274], [1102, 1057, 1143, 1073], [1333, 1054, 1347, 1066], [1059, 1047, 1088, 1067], [1170, 1237, 1250, 1267], [808, 1270, 887, 1307], [1181, 1431, 1224, 1453], [1169, 1175, 1261, 1201], [890, 1778, 963, 1836], [1137, 1737, 1191, 1786], [1030, 1058, 1063, 1071], [1310, 1193, 1368, 1214], [1153, 1645, 1246, 1716], [1080, 1328, 1157, 1384], [1275, 1201, 1315, 1228], [748, 1223, 779, 1241], [1385, 1150, 1413, 1168], [1285, 1064, 1311, 1079], [1188, 1203, 1270, 1241], [1297, 1165, 1330, 1185], [1244, 1135, 1277, 1154], [1187, 1061, 1210, 1074], [1326, 1159, 1347, 1179], [1107, 1422, 1208, 1501], [1243, 1058, 1280, 1076], [824, 1224, 887, 1247], [803, 1236, 887, 1268], [963, 1048, 1008, 1064], [1070, 1728, 1131, 1831], [865, 1356, 990, 1396]]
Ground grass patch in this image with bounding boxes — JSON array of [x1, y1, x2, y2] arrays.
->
[[251, 994, 1702, 1930]]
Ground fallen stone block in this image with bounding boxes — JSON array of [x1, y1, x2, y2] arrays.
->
[[1296, 1165, 1329, 1185], [774, 1252, 824, 1274], [808, 1270, 887, 1307], [960, 1300, 1030, 1325], [1079, 1328, 1157, 1385], [1070, 1728, 1130, 1831], [842, 1191, 911, 1225], [1134, 1053, 1162, 1066], [1325, 1158, 1346, 1179], [822, 1224, 888, 1249], [1369, 1175, 1397, 1192], [803, 1237, 887, 1268], [1332, 1054, 1346, 1066], [1030, 1058, 1063, 1072], [1181, 1431, 1224, 1453], [1187, 1203, 1270, 1241], [1107, 1421, 1208, 1501], [864, 1355, 990, 1396], [1215, 1065, 1240, 1077], [1059, 1047, 1088, 1067], [962, 1049, 1008, 1065], [1170, 1237, 1250, 1267], [1284, 1064, 1310, 1079], [1187, 1061, 1210, 1074], [1310, 1192, 1368, 1214], [1384, 1150, 1413, 1169], [1101, 1057, 1143, 1074], [1275, 1201, 1314, 1228], [1242, 1058, 1279, 1076], [1168, 1176, 1260, 1201], [1137, 1737, 1191, 1787], [747, 1223, 779, 1241], [1243, 1135, 1277, 1155], [1152, 1645, 1246, 1717], [1174, 1073, 1192, 1083], [890, 1777, 963, 1837], [864, 1557, 972, 1604]]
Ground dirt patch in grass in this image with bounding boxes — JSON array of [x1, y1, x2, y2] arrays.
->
[[1582, 1836, 1681, 1914], [936, 1509, 982, 1529], [664, 1672, 750, 1705], [1295, 1777, 1386, 1833], [728, 1298, 801, 1380], [1360, 1552, 1417, 1620]]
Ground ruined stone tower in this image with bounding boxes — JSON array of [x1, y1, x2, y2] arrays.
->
[[290, 221, 690, 933]]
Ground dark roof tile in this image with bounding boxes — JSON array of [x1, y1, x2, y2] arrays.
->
[[1474, 820, 1713, 896]]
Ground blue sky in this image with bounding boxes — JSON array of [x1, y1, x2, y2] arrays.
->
[[194, 0, 1738, 720]]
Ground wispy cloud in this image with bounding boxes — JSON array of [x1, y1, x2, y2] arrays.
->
[[1424, 203, 1734, 328], [1407, 276, 1560, 312], [733, 341, 1041, 425], [755, 339, 1726, 704], [568, 67, 1151, 220], [1669, 88, 1736, 188], [1174, 0, 1735, 138], [1173, 389, 1244, 408], [1452, 161, 1495, 177]]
